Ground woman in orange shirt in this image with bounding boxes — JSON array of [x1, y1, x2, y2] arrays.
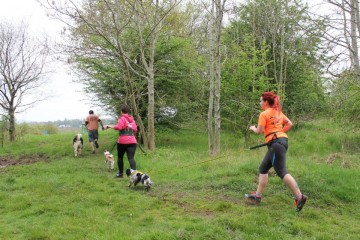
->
[[246, 92, 307, 212]]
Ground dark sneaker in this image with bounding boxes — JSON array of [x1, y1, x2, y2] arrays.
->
[[95, 141, 99, 148], [92, 150, 95, 154], [295, 194, 308, 212], [245, 191, 262, 204], [116, 173, 123, 178]]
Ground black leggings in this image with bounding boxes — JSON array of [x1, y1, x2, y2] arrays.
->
[[117, 143, 137, 174], [259, 139, 288, 179]]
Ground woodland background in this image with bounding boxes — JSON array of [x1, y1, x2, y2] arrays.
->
[[1, 1, 359, 239], [1, 0, 359, 154]]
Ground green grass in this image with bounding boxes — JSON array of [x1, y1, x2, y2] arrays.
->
[[0, 119, 359, 239]]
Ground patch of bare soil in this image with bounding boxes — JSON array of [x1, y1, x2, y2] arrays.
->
[[325, 152, 353, 168], [0, 154, 49, 168]]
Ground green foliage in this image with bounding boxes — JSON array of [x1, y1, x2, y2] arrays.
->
[[52, 119, 84, 128], [0, 118, 359, 239], [328, 71, 360, 124], [76, 52, 134, 114], [16, 122, 59, 136], [154, 36, 208, 128], [284, 56, 327, 120], [63, 0, 332, 137], [0, 116, 7, 148], [69, 1, 208, 130], [69, 0, 149, 116], [231, 0, 328, 119], [1, 122, 60, 146], [221, 33, 273, 137]]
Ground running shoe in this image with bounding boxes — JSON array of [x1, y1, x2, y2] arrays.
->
[[295, 194, 308, 212], [116, 172, 123, 178], [95, 141, 99, 148], [245, 191, 262, 204]]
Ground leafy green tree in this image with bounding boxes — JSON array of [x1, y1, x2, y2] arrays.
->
[[43, 0, 187, 149], [42, 0, 208, 147], [229, 0, 327, 120], [154, 36, 206, 128], [221, 33, 272, 140], [329, 71, 360, 123], [283, 53, 327, 120]]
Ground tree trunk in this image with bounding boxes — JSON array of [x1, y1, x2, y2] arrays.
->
[[0, 116, 7, 147], [208, 1, 215, 156], [350, 0, 360, 82], [147, 75, 156, 150], [214, 0, 223, 156], [147, 19, 157, 151], [354, 0, 360, 84], [134, 0, 159, 150], [8, 110, 15, 142], [279, 8, 286, 95], [207, 0, 224, 157], [126, 72, 148, 149]]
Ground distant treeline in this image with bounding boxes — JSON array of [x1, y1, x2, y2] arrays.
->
[[27, 118, 114, 128]]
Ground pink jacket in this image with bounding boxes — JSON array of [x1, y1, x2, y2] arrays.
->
[[113, 114, 138, 144]]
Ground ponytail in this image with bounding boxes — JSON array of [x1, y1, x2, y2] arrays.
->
[[261, 92, 282, 112]]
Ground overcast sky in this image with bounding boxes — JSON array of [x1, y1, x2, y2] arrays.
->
[[0, 0, 106, 122]]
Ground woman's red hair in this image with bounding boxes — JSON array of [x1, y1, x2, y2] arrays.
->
[[261, 92, 282, 112]]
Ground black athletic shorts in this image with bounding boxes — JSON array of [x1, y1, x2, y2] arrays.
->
[[259, 138, 288, 179]]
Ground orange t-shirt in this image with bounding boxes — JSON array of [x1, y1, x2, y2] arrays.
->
[[86, 114, 100, 131], [258, 108, 288, 143]]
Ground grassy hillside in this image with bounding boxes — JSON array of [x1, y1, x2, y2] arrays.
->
[[0, 119, 359, 239]]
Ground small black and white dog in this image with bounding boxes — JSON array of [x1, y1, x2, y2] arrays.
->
[[72, 133, 83, 157], [125, 168, 152, 191]]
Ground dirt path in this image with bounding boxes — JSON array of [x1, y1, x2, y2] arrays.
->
[[0, 154, 49, 168]]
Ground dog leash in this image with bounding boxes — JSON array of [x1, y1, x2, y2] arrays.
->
[[148, 149, 251, 175], [248, 132, 280, 150], [108, 141, 147, 157], [147, 141, 271, 175], [137, 144, 147, 154], [108, 141, 147, 154], [249, 142, 268, 150], [109, 141, 117, 153]]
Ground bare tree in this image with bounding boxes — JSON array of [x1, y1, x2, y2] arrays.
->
[[0, 22, 50, 141], [316, 0, 360, 81]]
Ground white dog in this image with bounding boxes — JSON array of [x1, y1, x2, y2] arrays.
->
[[125, 168, 152, 191], [73, 133, 83, 157], [104, 150, 115, 170]]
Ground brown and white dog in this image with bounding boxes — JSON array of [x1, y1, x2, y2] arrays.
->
[[125, 168, 152, 191], [73, 133, 83, 157], [104, 150, 115, 170]]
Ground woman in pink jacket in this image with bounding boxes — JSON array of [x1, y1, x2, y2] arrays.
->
[[106, 105, 137, 178]]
